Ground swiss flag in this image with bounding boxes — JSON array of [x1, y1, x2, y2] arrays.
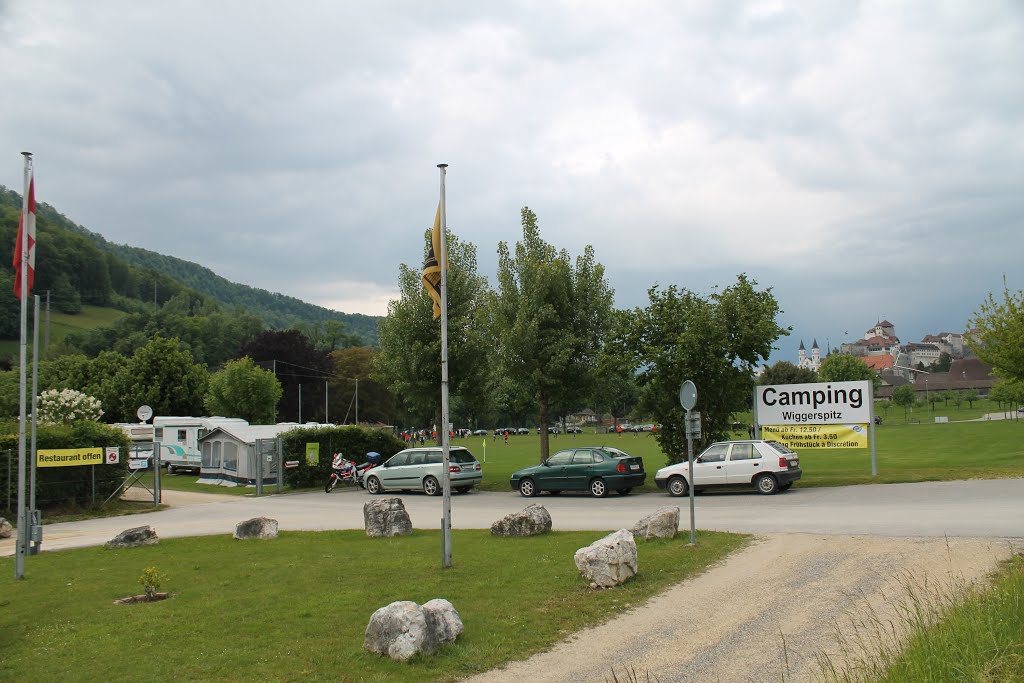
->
[[13, 173, 35, 299]]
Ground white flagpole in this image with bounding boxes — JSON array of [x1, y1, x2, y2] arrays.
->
[[438, 163, 452, 568], [30, 294, 41, 554], [14, 151, 32, 579]]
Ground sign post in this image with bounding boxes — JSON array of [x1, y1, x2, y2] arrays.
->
[[679, 380, 697, 546]]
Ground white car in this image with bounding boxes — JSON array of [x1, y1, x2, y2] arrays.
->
[[654, 440, 801, 496]]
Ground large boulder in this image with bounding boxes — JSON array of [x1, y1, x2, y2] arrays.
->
[[364, 497, 413, 538], [423, 599, 464, 644], [490, 503, 552, 536], [631, 506, 680, 540], [234, 517, 279, 540], [106, 525, 159, 549], [0, 517, 12, 539], [364, 599, 463, 661], [574, 529, 638, 588]]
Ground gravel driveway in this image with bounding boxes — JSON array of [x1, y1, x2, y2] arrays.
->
[[465, 533, 1021, 683]]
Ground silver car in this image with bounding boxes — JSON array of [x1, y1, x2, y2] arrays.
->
[[363, 446, 483, 496]]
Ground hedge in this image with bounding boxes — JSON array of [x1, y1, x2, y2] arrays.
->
[[0, 420, 131, 513], [280, 425, 405, 489]]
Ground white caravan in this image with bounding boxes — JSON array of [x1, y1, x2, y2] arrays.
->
[[153, 416, 250, 473]]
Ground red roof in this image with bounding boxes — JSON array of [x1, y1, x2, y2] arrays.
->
[[863, 335, 897, 346], [863, 355, 894, 371]]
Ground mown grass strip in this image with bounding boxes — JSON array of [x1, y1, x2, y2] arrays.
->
[[0, 528, 747, 682]]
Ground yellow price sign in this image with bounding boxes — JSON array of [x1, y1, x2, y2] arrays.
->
[[761, 424, 868, 449]]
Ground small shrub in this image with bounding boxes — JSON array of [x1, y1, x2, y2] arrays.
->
[[139, 566, 167, 599]]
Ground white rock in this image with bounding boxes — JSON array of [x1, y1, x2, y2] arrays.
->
[[574, 529, 638, 588], [233, 517, 279, 540], [363, 497, 413, 538], [106, 525, 159, 549], [490, 504, 552, 536], [364, 598, 463, 661], [631, 506, 680, 540]]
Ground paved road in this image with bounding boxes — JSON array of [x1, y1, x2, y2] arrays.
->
[[3, 478, 1022, 555]]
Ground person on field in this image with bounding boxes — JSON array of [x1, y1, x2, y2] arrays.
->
[[616, 424, 622, 436], [503, 429, 509, 445]]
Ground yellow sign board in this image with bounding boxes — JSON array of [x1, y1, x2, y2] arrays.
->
[[37, 447, 104, 467], [761, 424, 868, 449], [305, 442, 320, 466]]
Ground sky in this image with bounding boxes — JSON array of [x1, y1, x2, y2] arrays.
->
[[1, 1, 1021, 365]]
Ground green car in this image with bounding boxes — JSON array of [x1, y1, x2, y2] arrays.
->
[[509, 446, 646, 498]]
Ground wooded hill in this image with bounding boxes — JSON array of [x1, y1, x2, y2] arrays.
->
[[0, 186, 379, 345]]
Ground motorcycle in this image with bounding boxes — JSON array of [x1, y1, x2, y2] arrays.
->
[[325, 451, 382, 493]]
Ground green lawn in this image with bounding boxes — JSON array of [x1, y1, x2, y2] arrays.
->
[[0, 529, 747, 682], [0, 304, 127, 357], [466, 418, 1024, 493]]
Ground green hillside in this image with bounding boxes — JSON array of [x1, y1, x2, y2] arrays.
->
[[0, 186, 379, 344]]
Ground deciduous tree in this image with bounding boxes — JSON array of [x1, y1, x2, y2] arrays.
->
[[489, 208, 614, 462], [617, 274, 787, 463], [374, 231, 491, 433], [891, 384, 917, 421], [205, 357, 282, 423], [817, 353, 880, 389], [107, 336, 209, 420], [968, 286, 1024, 382], [758, 360, 817, 386]]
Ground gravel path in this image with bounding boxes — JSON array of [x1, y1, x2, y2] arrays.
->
[[465, 533, 1021, 683]]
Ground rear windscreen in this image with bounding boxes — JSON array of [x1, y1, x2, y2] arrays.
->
[[451, 450, 476, 464], [765, 441, 796, 455]]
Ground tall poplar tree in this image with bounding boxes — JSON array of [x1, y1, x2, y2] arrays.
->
[[374, 231, 491, 432], [489, 207, 614, 462]]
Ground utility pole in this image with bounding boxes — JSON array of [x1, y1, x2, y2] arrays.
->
[[44, 290, 50, 349], [354, 378, 359, 425], [298, 384, 302, 424]]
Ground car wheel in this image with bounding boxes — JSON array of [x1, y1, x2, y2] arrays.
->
[[616, 488, 632, 495], [668, 476, 689, 497], [756, 473, 779, 495], [423, 476, 440, 496], [456, 486, 472, 494], [365, 476, 382, 495], [519, 478, 538, 497], [590, 478, 608, 498]]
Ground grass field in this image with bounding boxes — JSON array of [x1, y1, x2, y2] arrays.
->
[[0, 529, 746, 682], [146, 414, 1024, 500], [0, 304, 126, 357]]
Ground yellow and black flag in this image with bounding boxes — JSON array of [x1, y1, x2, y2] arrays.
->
[[421, 202, 444, 319]]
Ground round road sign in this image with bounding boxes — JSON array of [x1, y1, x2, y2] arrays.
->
[[679, 380, 697, 411]]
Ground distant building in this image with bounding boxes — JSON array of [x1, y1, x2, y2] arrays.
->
[[797, 339, 821, 371], [841, 320, 900, 357]]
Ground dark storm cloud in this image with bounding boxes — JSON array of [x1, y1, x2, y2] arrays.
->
[[1, 1, 1021, 362]]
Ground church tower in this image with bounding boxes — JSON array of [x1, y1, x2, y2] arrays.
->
[[811, 339, 820, 365], [798, 340, 806, 365]]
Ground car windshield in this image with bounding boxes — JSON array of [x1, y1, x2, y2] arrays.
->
[[764, 441, 796, 455]]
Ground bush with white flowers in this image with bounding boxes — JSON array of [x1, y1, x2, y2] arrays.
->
[[36, 388, 104, 424]]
